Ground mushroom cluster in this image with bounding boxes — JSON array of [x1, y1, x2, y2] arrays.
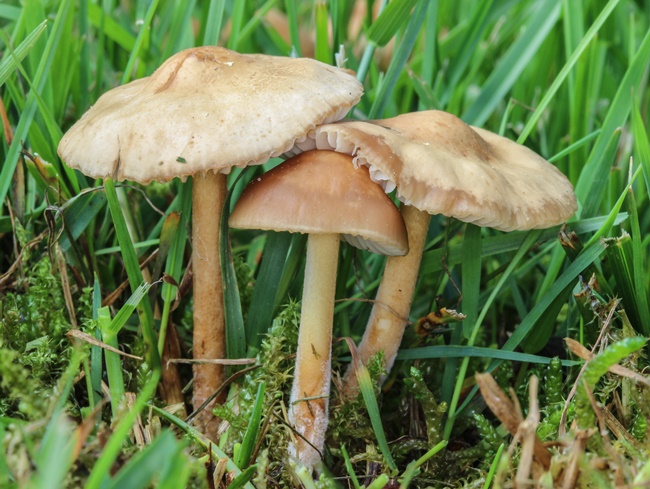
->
[[59, 43, 578, 476], [287, 110, 578, 396]]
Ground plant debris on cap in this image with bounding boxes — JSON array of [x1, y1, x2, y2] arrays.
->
[[229, 150, 408, 256], [58, 46, 363, 183], [291, 110, 577, 231]]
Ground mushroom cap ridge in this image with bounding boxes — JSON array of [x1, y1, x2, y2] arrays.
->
[[58, 46, 363, 184], [297, 110, 577, 232], [229, 150, 409, 256]]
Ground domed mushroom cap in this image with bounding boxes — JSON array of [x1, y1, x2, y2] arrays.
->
[[292, 110, 577, 232], [58, 46, 363, 184], [229, 150, 409, 256]]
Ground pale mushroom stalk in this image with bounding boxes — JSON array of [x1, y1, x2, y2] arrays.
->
[[191, 171, 227, 435], [289, 233, 340, 469], [341, 205, 429, 397]]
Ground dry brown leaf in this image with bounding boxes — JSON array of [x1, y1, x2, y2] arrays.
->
[[565, 337, 650, 387], [476, 373, 551, 470]]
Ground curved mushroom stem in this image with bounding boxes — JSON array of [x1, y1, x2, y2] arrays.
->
[[288, 233, 340, 471], [341, 205, 430, 398], [191, 171, 227, 440]]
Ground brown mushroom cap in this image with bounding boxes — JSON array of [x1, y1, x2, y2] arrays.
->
[[229, 150, 409, 256], [290, 110, 577, 232], [57, 46, 363, 183]]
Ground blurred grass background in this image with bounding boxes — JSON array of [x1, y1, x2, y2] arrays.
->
[[1, 0, 650, 487]]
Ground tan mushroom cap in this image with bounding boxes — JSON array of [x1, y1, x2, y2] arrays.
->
[[57, 46, 363, 184], [291, 110, 577, 232], [229, 150, 409, 256]]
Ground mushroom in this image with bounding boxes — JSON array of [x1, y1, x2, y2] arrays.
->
[[229, 149, 408, 470], [58, 46, 362, 438], [287, 110, 578, 396]]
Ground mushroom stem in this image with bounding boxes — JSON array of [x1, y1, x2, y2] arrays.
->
[[341, 205, 431, 398], [288, 233, 340, 470], [191, 170, 227, 440]]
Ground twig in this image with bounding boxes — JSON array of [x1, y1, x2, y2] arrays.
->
[[559, 301, 618, 436]]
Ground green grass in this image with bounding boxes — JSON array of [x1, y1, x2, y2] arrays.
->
[[1, 0, 650, 487]]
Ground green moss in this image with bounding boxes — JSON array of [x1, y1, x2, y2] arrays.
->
[[0, 256, 88, 419], [404, 367, 447, 446], [0, 346, 47, 418], [213, 301, 300, 484], [471, 413, 501, 456], [233, 253, 255, 323], [328, 353, 385, 460]]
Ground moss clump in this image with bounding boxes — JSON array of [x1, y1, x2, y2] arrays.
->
[[1, 256, 85, 419], [213, 301, 300, 484]]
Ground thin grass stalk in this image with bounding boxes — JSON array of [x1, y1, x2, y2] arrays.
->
[[575, 28, 650, 216], [284, 0, 301, 55], [237, 0, 278, 47], [98, 306, 124, 418], [443, 230, 541, 439], [227, 0, 246, 51], [314, 0, 330, 63], [367, 0, 428, 119], [461, 0, 561, 126], [85, 370, 161, 489], [150, 405, 255, 488], [120, 0, 159, 84], [516, 0, 620, 144], [355, 359, 397, 470], [158, 182, 191, 355], [245, 231, 292, 351], [103, 179, 161, 373], [202, 0, 226, 45], [0, 0, 72, 206], [441, 224, 480, 403]]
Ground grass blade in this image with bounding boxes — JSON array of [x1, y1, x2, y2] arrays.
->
[[85, 371, 161, 489], [202, 0, 226, 45], [356, 362, 397, 470], [58, 190, 107, 252], [120, 0, 160, 84], [106, 431, 188, 489], [438, 0, 492, 106], [246, 231, 292, 351], [516, 0, 621, 144], [0, 20, 47, 88], [366, 0, 419, 47], [574, 27, 650, 216], [443, 230, 541, 439], [221, 185, 247, 361], [99, 306, 125, 417], [461, 0, 561, 126], [0, 0, 73, 208], [235, 382, 266, 469], [368, 0, 428, 118], [501, 241, 607, 354], [150, 405, 255, 488], [103, 179, 161, 373], [396, 345, 580, 366]]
